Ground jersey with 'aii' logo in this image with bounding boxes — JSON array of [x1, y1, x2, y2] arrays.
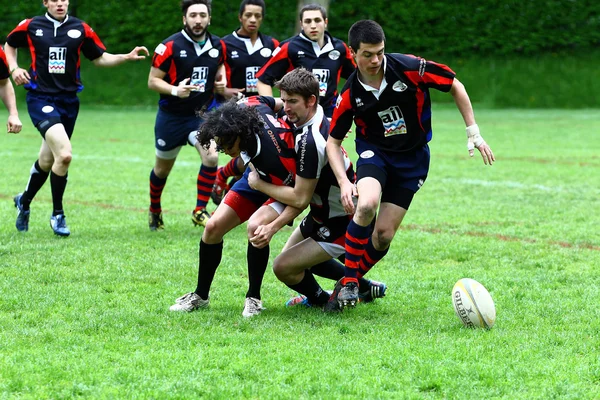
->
[[152, 30, 224, 116], [221, 31, 279, 96], [256, 32, 355, 115], [239, 96, 297, 187], [330, 53, 456, 153], [6, 14, 106, 94], [0, 48, 9, 79]]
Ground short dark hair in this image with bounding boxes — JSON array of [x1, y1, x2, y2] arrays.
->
[[197, 98, 261, 152], [181, 0, 211, 16], [275, 68, 319, 105], [239, 0, 265, 17], [348, 20, 386, 51], [299, 4, 327, 21]]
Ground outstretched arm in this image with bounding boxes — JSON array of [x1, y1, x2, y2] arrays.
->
[[451, 78, 495, 165], [93, 46, 149, 67]]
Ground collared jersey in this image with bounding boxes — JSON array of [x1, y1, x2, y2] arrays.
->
[[256, 32, 356, 112], [221, 31, 279, 96], [152, 30, 224, 115], [330, 53, 456, 153], [239, 96, 297, 187], [6, 14, 106, 94], [0, 48, 9, 79]]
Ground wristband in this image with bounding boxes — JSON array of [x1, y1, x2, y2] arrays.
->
[[466, 124, 484, 150], [171, 86, 178, 97]]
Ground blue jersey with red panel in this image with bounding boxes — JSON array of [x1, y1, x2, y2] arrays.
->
[[221, 31, 279, 96], [330, 53, 456, 153], [6, 14, 106, 94], [0, 48, 9, 79], [239, 96, 297, 187], [152, 30, 224, 116], [256, 32, 355, 115]]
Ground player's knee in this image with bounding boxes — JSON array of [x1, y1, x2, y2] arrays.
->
[[374, 227, 394, 250], [55, 151, 72, 168], [203, 218, 224, 243], [355, 200, 378, 222], [272, 258, 292, 283], [246, 220, 259, 239]]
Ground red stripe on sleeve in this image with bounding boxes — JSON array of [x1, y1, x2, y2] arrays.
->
[[82, 23, 106, 51]]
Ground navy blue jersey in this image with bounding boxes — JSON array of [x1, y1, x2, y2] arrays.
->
[[330, 53, 456, 153], [256, 32, 355, 113], [239, 96, 297, 187], [6, 14, 106, 94], [0, 48, 9, 79], [221, 31, 279, 96], [152, 31, 224, 116]]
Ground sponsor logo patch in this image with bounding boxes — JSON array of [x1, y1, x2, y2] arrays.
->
[[360, 150, 375, 159], [67, 29, 81, 39], [312, 69, 330, 97], [41, 105, 54, 114], [157, 139, 166, 147], [48, 47, 67, 74], [378, 106, 407, 137], [154, 43, 167, 56], [191, 66, 208, 92], [317, 226, 331, 239], [231, 50, 239, 58], [180, 50, 187, 58], [245, 66, 260, 93], [35, 29, 43, 37]]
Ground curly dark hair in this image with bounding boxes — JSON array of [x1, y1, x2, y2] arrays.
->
[[196, 98, 261, 153]]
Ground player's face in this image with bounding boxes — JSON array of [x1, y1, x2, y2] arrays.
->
[[239, 5, 263, 35], [215, 136, 241, 158], [183, 4, 211, 41], [281, 90, 316, 126], [44, 0, 69, 21], [301, 10, 327, 42], [353, 42, 385, 78]]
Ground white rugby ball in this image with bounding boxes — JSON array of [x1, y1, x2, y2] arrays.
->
[[452, 278, 496, 329]]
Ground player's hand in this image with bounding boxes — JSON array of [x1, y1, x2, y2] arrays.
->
[[11, 67, 30, 86], [126, 46, 149, 60], [224, 88, 245, 100], [466, 124, 495, 165], [249, 224, 276, 248], [247, 163, 261, 190], [340, 179, 357, 214], [174, 78, 199, 98], [7, 115, 22, 134]]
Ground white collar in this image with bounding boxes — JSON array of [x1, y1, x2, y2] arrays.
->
[[295, 105, 324, 131]]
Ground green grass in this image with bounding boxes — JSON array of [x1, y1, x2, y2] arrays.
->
[[1, 105, 599, 399]]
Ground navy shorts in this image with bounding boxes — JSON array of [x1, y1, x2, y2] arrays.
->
[[26, 91, 80, 138], [355, 139, 430, 209], [154, 108, 203, 152], [223, 168, 271, 223]]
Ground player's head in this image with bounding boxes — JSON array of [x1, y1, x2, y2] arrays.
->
[[300, 4, 328, 42], [197, 99, 261, 158], [348, 20, 386, 79], [44, 0, 69, 21], [181, 0, 211, 41], [275, 68, 319, 126], [238, 0, 265, 35]]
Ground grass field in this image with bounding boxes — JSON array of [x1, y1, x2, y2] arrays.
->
[[1, 105, 599, 399]]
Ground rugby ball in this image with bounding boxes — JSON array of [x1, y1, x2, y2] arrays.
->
[[452, 278, 496, 329]]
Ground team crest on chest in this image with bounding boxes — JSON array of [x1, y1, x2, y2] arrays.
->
[[328, 50, 340, 60], [48, 47, 67, 74], [378, 106, 407, 136], [260, 48, 272, 58], [208, 48, 219, 58], [67, 29, 81, 39], [392, 80, 408, 92]]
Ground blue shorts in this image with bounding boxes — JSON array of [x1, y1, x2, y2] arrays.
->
[[355, 139, 430, 209], [223, 169, 271, 222], [26, 92, 80, 138], [154, 108, 203, 152]]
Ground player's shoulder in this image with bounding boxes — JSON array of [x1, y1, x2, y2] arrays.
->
[[162, 31, 183, 45], [327, 33, 349, 49], [386, 53, 422, 71]]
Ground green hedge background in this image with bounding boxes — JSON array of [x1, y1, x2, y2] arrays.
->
[[2, 1, 599, 108]]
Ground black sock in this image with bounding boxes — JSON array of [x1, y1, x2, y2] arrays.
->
[[22, 160, 50, 210], [246, 242, 270, 299], [287, 271, 330, 306], [195, 240, 223, 299], [310, 259, 345, 281], [50, 171, 68, 215]]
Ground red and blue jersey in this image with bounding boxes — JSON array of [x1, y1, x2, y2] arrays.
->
[[330, 53, 456, 153], [238, 96, 297, 187], [0, 48, 9, 79], [152, 30, 224, 115], [221, 31, 278, 96], [6, 14, 106, 94], [256, 32, 356, 116]]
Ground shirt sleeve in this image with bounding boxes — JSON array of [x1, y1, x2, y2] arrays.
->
[[340, 43, 357, 80], [256, 42, 292, 85], [6, 19, 31, 48], [329, 86, 355, 140], [80, 23, 106, 61], [0, 48, 9, 79], [152, 41, 174, 73]]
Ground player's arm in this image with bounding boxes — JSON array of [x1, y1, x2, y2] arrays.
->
[[0, 77, 22, 133], [215, 64, 245, 99], [4, 43, 30, 86], [247, 164, 316, 209], [257, 80, 273, 97], [450, 78, 495, 165], [92, 46, 149, 67], [147, 67, 197, 98], [249, 205, 304, 249]]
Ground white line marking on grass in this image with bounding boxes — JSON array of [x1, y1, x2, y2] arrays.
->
[[440, 178, 600, 195]]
